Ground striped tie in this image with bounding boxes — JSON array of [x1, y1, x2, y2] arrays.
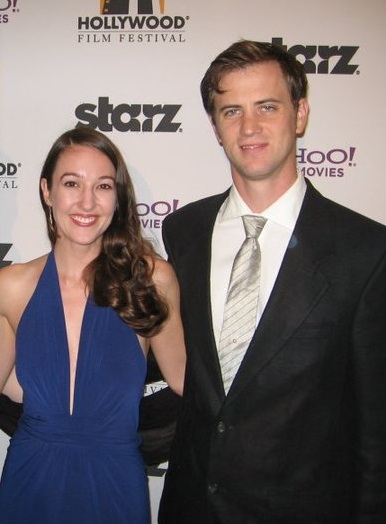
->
[[218, 215, 266, 394]]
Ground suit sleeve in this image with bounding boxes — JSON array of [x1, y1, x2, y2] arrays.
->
[[162, 217, 175, 265], [351, 250, 386, 522]]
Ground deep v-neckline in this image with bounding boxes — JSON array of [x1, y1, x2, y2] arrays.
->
[[50, 252, 89, 416]]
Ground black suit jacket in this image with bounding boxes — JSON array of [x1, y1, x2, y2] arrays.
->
[[159, 180, 386, 524]]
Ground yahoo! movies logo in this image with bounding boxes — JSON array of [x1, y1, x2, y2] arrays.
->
[[137, 199, 179, 229], [0, 0, 19, 24], [297, 146, 357, 178], [272, 37, 359, 75], [78, 0, 189, 44]]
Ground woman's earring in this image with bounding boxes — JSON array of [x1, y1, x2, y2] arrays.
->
[[49, 206, 54, 227]]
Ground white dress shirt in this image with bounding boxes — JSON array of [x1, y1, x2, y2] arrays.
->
[[211, 175, 307, 347]]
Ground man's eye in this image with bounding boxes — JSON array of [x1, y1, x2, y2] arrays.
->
[[260, 105, 275, 113], [224, 108, 240, 117], [64, 181, 77, 187]]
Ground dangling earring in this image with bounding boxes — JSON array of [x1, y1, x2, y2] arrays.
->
[[49, 206, 54, 227]]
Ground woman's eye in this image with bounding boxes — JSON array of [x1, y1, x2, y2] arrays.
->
[[64, 180, 77, 187]]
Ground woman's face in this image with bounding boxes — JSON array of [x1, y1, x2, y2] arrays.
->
[[41, 144, 117, 250]]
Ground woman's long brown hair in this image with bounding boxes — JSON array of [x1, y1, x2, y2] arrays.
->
[[39, 126, 168, 337]]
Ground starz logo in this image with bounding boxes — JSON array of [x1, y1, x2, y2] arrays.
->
[[0, 243, 12, 268]]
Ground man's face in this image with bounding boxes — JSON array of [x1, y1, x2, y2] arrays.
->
[[211, 61, 308, 190]]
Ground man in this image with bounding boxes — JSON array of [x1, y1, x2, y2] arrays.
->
[[159, 40, 386, 523]]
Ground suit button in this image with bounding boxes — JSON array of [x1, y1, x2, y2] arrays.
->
[[208, 483, 218, 494], [217, 421, 226, 433]]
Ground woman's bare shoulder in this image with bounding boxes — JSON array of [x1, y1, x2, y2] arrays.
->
[[0, 253, 48, 284], [151, 257, 177, 288], [0, 254, 49, 316]]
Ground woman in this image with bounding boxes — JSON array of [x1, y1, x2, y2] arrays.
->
[[0, 127, 186, 523]]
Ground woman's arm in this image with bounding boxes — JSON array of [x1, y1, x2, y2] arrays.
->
[[0, 267, 17, 394], [148, 259, 186, 396]]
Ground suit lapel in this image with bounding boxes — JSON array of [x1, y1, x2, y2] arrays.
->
[[176, 191, 230, 407], [226, 182, 335, 403]]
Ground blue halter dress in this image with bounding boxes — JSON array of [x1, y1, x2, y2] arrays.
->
[[0, 252, 150, 523]]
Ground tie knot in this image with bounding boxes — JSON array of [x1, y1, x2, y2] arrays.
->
[[242, 215, 266, 239]]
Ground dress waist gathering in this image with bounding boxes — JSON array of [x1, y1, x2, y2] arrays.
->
[[15, 413, 142, 450]]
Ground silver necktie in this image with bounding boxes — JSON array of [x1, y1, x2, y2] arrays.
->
[[218, 215, 266, 394]]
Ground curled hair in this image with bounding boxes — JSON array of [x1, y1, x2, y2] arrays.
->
[[39, 126, 168, 337], [200, 39, 308, 116]]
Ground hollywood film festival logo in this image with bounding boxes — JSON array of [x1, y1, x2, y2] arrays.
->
[[78, 0, 189, 44], [0, 0, 19, 24], [0, 160, 19, 189]]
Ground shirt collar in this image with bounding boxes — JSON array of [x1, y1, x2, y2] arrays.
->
[[219, 174, 306, 230]]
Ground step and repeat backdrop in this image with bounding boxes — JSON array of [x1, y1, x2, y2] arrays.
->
[[1, 0, 385, 520]]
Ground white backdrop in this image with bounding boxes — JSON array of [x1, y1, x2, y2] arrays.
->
[[1, 0, 385, 521]]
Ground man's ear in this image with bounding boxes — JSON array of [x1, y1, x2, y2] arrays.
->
[[296, 98, 309, 137], [209, 115, 223, 146]]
